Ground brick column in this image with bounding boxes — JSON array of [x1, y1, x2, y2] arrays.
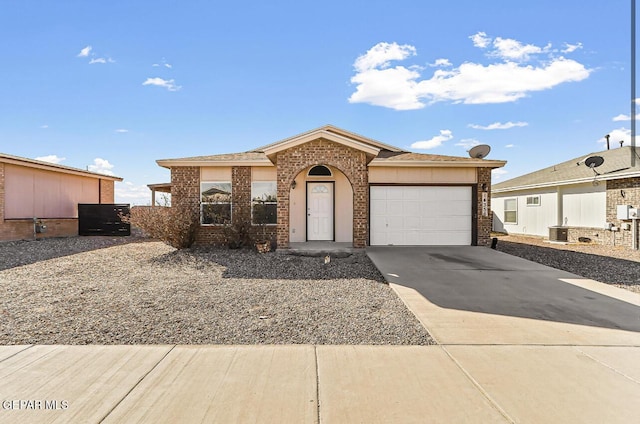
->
[[232, 167, 251, 224], [171, 166, 200, 217], [476, 167, 492, 246]]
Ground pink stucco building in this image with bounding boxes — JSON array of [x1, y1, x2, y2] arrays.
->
[[0, 153, 122, 241]]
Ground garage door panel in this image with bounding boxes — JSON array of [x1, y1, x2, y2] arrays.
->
[[387, 201, 404, 215], [370, 186, 472, 246], [370, 201, 386, 215]]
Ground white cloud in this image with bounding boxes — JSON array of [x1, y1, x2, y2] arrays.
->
[[491, 37, 547, 61], [142, 77, 181, 91], [598, 128, 632, 147], [410, 130, 453, 150], [35, 155, 65, 164], [455, 138, 481, 149], [612, 114, 631, 121], [77, 45, 92, 57], [152, 58, 173, 69], [115, 128, 129, 133], [88, 158, 115, 175], [115, 181, 153, 205], [562, 42, 583, 53], [40, 124, 49, 129], [353, 42, 416, 73], [492, 168, 508, 179], [429, 58, 451, 67], [470, 32, 491, 48], [89, 57, 114, 64], [349, 35, 590, 110], [505, 144, 515, 148], [469, 121, 528, 130]]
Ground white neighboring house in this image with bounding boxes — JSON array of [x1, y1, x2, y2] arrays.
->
[[492, 146, 640, 249]]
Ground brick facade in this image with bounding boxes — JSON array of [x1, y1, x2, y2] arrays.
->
[[168, 140, 496, 249], [274, 138, 369, 249], [177, 166, 277, 246], [476, 167, 493, 247], [603, 178, 640, 248]]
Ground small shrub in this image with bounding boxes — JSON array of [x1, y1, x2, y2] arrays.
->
[[128, 205, 199, 249]]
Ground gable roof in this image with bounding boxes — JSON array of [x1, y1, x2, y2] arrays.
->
[[254, 125, 404, 153], [0, 152, 123, 181], [156, 125, 506, 168], [493, 146, 640, 193]]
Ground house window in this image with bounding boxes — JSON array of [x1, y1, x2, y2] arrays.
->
[[251, 182, 277, 225], [504, 198, 517, 224], [308, 165, 332, 176], [526, 195, 541, 206], [201, 182, 232, 225]]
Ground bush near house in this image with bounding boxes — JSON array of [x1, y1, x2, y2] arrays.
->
[[128, 205, 199, 249]]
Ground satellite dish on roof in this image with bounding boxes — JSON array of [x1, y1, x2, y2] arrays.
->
[[468, 144, 491, 159], [584, 155, 604, 169]]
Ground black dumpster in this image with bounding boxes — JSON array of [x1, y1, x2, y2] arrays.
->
[[78, 204, 131, 236]]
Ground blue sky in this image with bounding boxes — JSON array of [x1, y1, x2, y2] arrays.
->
[[0, 1, 634, 204]]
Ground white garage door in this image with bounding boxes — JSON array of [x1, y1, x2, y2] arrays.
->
[[370, 186, 472, 246]]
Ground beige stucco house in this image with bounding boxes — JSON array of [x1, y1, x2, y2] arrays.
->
[[155, 125, 506, 249], [0, 153, 122, 241]]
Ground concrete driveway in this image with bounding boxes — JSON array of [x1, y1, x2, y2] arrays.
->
[[366, 246, 640, 345], [365, 246, 640, 423]]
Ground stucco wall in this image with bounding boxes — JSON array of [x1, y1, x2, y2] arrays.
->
[[369, 166, 477, 184], [4, 164, 100, 219], [289, 165, 353, 243], [0, 161, 115, 241]]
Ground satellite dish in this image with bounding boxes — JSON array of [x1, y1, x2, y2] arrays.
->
[[469, 144, 491, 159], [584, 155, 604, 169]]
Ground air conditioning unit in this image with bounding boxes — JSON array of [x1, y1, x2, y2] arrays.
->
[[549, 226, 568, 242]]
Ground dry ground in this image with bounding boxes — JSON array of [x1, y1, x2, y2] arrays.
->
[[494, 234, 640, 293]]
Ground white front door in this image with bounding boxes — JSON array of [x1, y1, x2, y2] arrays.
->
[[307, 182, 334, 240]]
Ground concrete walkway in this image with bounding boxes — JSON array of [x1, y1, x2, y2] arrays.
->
[[1, 248, 640, 423]]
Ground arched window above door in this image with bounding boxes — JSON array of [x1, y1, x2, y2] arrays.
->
[[308, 165, 332, 176]]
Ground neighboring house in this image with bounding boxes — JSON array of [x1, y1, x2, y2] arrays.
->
[[154, 125, 505, 248], [492, 146, 640, 249], [0, 153, 122, 241]]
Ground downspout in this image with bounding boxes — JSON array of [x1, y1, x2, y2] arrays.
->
[[98, 179, 102, 204], [556, 186, 563, 226]]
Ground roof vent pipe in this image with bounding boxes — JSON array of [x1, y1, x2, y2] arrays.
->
[[620, 140, 624, 147], [605, 134, 610, 150]]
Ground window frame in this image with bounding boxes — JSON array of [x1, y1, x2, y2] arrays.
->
[[251, 181, 277, 226], [526, 195, 541, 207], [200, 181, 232, 226], [504, 198, 518, 224]]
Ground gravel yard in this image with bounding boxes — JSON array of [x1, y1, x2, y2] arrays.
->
[[495, 234, 640, 293], [0, 237, 434, 345]]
